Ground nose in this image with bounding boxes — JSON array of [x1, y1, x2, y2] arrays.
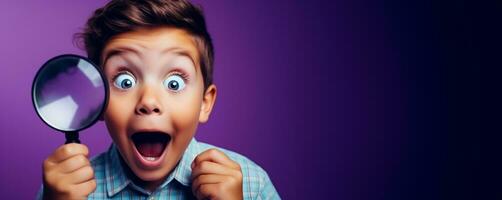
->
[[135, 86, 163, 115]]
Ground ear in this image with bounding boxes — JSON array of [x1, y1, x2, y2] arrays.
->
[[198, 84, 217, 123]]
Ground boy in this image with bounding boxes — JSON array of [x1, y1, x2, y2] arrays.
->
[[37, 0, 280, 199]]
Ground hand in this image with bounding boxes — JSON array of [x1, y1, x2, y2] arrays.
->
[[191, 149, 243, 200], [42, 143, 96, 200]]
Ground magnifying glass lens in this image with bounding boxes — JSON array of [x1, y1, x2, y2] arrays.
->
[[32, 55, 107, 135]]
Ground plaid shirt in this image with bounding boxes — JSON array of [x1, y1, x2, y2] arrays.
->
[[37, 138, 280, 200]]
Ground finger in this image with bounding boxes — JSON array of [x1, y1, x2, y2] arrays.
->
[[194, 183, 218, 200], [191, 161, 237, 180], [64, 165, 94, 184], [191, 174, 229, 195], [55, 154, 91, 173], [70, 179, 97, 197], [192, 149, 239, 170], [48, 144, 89, 164]]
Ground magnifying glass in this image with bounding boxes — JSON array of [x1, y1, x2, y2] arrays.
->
[[32, 54, 108, 144]]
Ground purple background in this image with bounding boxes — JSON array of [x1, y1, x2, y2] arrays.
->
[[0, 0, 482, 199]]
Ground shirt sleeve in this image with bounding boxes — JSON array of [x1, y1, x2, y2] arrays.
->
[[256, 172, 281, 200], [240, 157, 281, 200]]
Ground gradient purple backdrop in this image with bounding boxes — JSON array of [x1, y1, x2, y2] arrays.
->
[[0, 0, 481, 199]]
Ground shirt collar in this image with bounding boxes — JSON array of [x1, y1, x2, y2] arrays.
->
[[105, 138, 202, 197]]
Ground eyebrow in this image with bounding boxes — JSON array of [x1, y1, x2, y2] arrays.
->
[[102, 46, 198, 72], [102, 47, 140, 65]]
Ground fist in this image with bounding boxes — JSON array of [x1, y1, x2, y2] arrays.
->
[[42, 143, 96, 200], [191, 149, 243, 200]]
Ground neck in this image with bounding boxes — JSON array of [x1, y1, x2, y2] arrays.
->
[[134, 177, 165, 192], [118, 154, 168, 192]]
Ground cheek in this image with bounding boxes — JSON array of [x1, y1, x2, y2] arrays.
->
[[104, 94, 135, 138], [169, 91, 202, 135]]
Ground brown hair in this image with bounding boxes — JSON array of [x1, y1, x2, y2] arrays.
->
[[76, 0, 214, 90]]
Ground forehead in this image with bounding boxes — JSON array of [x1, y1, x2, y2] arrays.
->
[[102, 27, 199, 65]]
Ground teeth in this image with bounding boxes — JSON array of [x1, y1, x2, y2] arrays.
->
[[145, 157, 157, 161]]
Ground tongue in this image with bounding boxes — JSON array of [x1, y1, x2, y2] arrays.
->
[[136, 142, 165, 157]]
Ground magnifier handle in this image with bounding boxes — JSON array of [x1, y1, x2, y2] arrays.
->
[[65, 132, 80, 144]]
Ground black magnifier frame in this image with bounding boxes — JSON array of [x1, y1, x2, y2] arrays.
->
[[31, 54, 109, 144]]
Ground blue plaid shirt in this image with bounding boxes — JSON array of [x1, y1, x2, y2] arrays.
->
[[37, 138, 280, 199]]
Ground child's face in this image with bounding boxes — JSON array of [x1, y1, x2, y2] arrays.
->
[[101, 27, 216, 183]]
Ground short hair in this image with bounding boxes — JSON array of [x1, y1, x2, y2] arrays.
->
[[76, 0, 214, 90]]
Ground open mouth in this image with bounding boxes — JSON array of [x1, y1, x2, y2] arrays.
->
[[131, 132, 171, 162]]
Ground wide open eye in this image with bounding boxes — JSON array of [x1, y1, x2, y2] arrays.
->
[[163, 74, 186, 92], [113, 73, 136, 90]]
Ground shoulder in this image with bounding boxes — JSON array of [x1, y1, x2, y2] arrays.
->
[[87, 149, 112, 199], [196, 141, 280, 199], [88, 151, 108, 183], [89, 150, 107, 172]]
